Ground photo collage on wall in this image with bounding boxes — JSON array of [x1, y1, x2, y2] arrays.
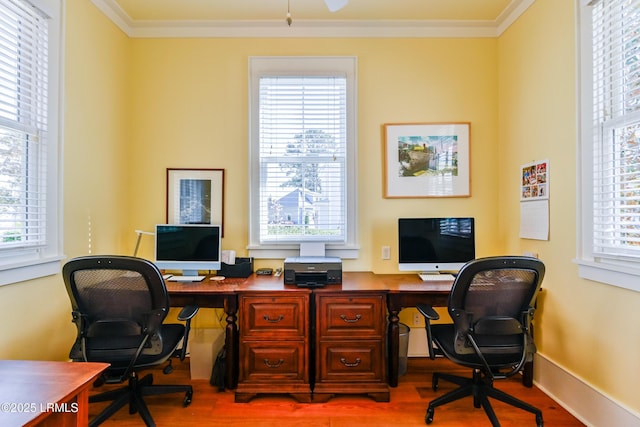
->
[[521, 160, 548, 200]]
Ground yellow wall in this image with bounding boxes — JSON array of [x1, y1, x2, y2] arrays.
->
[[126, 37, 502, 270], [499, 0, 640, 413], [1, 0, 638, 418], [64, 0, 132, 258]]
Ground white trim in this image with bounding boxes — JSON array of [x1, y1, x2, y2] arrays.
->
[[574, 259, 640, 292], [88, 0, 133, 35], [535, 354, 640, 427], [496, 0, 536, 35], [91, 0, 535, 39], [0, 256, 63, 286], [128, 19, 498, 39], [246, 245, 360, 260]]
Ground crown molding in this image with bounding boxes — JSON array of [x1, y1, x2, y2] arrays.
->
[[91, 0, 535, 39], [496, 0, 535, 35]]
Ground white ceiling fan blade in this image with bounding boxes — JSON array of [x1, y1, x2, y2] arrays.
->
[[323, 0, 348, 12]]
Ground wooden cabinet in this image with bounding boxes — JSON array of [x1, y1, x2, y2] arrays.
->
[[313, 291, 390, 402], [235, 289, 389, 403], [235, 291, 312, 403]]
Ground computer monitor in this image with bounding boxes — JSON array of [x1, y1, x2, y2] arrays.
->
[[398, 217, 475, 274], [154, 224, 222, 276]]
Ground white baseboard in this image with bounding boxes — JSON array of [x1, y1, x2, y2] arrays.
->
[[534, 354, 640, 427]]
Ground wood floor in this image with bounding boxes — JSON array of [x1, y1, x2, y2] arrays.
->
[[92, 357, 585, 426]]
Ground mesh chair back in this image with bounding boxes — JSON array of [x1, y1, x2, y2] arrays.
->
[[72, 269, 153, 325], [464, 269, 537, 320], [63, 256, 170, 361], [448, 257, 544, 355]]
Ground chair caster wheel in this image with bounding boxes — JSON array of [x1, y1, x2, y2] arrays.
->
[[163, 364, 173, 375], [184, 390, 193, 407], [425, 407, 434, 424]]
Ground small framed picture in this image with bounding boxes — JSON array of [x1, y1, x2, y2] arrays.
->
[[166, 168, 225, 235]]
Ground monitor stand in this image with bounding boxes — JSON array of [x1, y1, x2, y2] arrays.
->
[[181, 269, 199, 277]]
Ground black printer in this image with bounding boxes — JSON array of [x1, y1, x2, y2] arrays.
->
[[283, 256, 342, 287]]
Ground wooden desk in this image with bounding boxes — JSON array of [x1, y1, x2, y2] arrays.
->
[[166, 272, 453, 391], [376, 274, 451, 387], [0, 360, 108, 427]]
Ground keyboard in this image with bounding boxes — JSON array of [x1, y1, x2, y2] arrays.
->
[[169, 275, 205, 282], [419, 273, 455, 282]]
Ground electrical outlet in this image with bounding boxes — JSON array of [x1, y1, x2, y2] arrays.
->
[[382, 246, 391, 260], [413, 312, 421, 326]]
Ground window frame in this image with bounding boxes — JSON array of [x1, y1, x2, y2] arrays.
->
[[247, 56, 359, 259], [576, 0, 640, 292], [0, 0, 63, 286]]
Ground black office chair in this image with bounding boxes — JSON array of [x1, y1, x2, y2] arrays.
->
[[63, 255, 199, 427], [417, 256, 545, 427]]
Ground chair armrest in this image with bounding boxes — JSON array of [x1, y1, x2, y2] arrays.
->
[[176, 305, 199, 361], [417, 304, 440, 360], [417, 304, 439, 321], [177, 305, 199, 321]]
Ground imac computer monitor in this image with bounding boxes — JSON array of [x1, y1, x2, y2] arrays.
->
[[154, 224, 221, 276], [398, 217, 475, 274]]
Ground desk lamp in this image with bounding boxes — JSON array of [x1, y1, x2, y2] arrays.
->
[[133, 230, 154, 257]]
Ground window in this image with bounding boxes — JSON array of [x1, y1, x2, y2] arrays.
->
[[0, 0, 61, 286], [578, 0, 640, 291], [248, 57, 358, 259]]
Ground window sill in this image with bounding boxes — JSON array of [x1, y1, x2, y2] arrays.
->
[[0, 256, 64, 287], [575, 258, 640, 293], [247, 244, 360, 260]]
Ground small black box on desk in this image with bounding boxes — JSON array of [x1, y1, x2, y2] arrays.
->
[[218, 257, 254, 278]]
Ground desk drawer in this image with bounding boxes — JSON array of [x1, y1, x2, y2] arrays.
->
[[240, 341, 307, 382], [317, 294, 385, 337], [317, 341, 384, 382], [240, 294, 308, 338]]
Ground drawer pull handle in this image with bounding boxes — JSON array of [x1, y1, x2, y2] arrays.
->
[[263, 314, 284, 323], [340, 314, 362, 323], [263, 358, 284, 368], [340, 357, 361, 368]]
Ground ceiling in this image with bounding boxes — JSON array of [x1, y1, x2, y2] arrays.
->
[[94, 0, 535, 38]]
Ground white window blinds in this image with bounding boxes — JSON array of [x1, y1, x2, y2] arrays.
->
[[591, 0, 640, 260], [258, 75, 347, 243], [248, 57, 358, 257], [0, 0, 49, 251]]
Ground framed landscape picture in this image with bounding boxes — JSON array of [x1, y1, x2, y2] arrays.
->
[[383, 122, 471, 198]]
